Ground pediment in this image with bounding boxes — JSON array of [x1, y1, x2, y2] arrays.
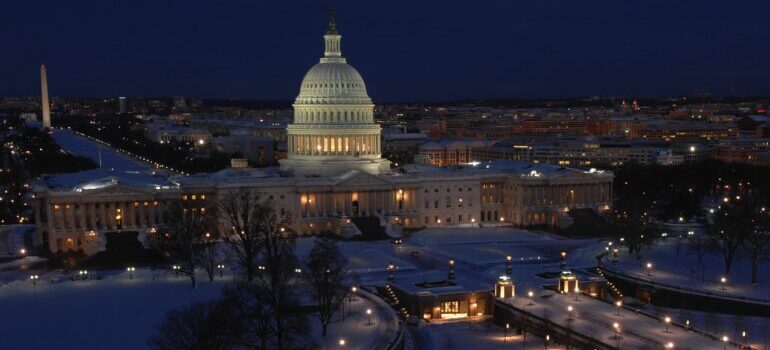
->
[[81, 182, 153, 195], [333, 172, 391, 188]]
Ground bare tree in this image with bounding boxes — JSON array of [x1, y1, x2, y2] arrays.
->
[[151, 203, 214, 288], [687, 232, 708, 264], [218, 189, 263, 282], [707, 202, 751, 275], [304, 234, 350, 337], [200, 235, 221, 283], [219, 283, 277, 349], [744, 207, 770, 284], [147, 299, 236, 350], [254, 207, 307, 350]]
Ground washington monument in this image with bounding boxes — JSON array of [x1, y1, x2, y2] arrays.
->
[[40, 63, 51, 129]]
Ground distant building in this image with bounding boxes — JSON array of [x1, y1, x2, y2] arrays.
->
[[417, 139, 490, 167], [473, 138, 685, 167], [118, 96, 127, 114]]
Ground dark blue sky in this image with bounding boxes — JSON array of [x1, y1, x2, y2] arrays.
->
[[3, 0, 770, 102]]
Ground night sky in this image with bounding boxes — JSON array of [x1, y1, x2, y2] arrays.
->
[[3, 0, 770, 102]]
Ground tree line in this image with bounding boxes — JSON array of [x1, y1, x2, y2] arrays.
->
[[147, 189, 353, 350]]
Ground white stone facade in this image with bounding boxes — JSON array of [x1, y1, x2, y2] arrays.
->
[[31, 12, 613, 255]]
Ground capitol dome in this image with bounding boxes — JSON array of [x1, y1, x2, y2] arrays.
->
[[280, 9, 390, 176], [297, 62, 371, 104]]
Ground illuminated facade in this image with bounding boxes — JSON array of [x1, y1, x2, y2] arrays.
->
[[279, 9, 390, 176], [31, 12, 613, 255]]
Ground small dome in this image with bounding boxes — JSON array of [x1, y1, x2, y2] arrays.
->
[[296, 62, 371, 104]]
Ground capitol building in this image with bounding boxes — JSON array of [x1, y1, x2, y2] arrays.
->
[[32, 13, 613, 255]]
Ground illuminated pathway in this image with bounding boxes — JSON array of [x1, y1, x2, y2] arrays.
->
[[498, 292, 742, 349]]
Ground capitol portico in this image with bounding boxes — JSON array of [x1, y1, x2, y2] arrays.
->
[[31, 11, 613, 255]]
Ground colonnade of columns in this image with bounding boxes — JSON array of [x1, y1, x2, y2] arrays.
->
[[289, 134, 380, 156], [299, 188, 416, 217], [49, 200, 167, 233]]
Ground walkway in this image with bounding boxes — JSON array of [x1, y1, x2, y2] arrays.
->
[[499, 292, 742, 349]]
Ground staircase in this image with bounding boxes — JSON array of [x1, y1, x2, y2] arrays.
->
[[350, 217, 389, 240]]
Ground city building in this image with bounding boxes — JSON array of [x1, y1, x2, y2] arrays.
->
[[31, 12, 613, 255]]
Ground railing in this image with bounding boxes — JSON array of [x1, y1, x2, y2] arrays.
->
[[600, 265, 770, 306], [494, 299, 619, 350], [358, 286, 406, 350]]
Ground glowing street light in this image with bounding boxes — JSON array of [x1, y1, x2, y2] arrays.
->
[[544, 334, 550, 350], [348, 285, 357, 317], [567, 305, 574, 321], [742, 331, 747, 344], [339, 338, 345, 350], [504, 323, 510, 343], [126, 266, 136, 279], [366, 308, 373, 325], [612, 322, 620, 339], [528, 290, 534, 306], [665, 341, 675, 349], [646, 262, 653, 276], [722, 335, 729, 350], [720, 276, 727, 291], [217, 264, 225, 278], [29, 274, 39, 285], [664, 316, 671, 333], [615, 300, 622, 316]]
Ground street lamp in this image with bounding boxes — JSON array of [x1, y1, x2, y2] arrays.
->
[[504, 323, 510, 343], [127, 266, 136, 279], [720, 276, 727, 291], [339, 338, 345, 350], [615, 300, 622, 316], [567, 305, 574, 321], [646, 262, 653, 276], [742, 331, 747, 344], [29, 274, 39, 285], [387, 261, 395, 282], [722, 336, 729, 350], [217, 264, 225, 278], [366, 308, 373, 325], [612, 322, 620, 339], [665, 341, 675, 349], [528, 290, 534, 306], [664, 316, 671, 333], [544, 334, 550, 350], [349, 285, 357, 317]]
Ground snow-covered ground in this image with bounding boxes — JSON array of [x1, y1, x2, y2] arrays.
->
[[5, 220, 764, 349], [0, 269, 225, 349], [50, 127, 156, 173], [610, 238, 770, 302], [502, 292, 742, 349], [0, 268, 397, 350], [416, 321, 564, 350]]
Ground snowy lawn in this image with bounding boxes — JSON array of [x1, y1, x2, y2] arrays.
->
[[51, 128, 153, 172], [611, 238, 770, 302], [0, 267, 398, 349], [418, 321, 564, 350], [0, 269, 226, 349]]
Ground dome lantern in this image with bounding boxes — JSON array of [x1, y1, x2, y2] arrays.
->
[[322, 8, 345, 63]]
